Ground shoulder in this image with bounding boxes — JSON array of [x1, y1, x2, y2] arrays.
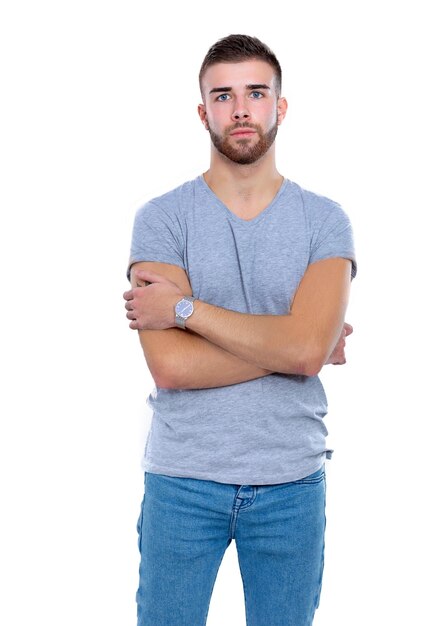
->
[[286, 179, 345, 216], [134, 177, 200, 221], [283, 180, 352, 233]]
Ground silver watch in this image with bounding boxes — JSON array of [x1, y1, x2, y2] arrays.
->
[[175, 296, 195, 329]]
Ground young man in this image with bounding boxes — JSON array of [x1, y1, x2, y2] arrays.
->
[[124, 34, 356, 626]]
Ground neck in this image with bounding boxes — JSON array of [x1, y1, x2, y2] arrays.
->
[[203, 145, 283, 202]]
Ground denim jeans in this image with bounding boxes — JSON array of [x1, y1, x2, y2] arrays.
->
[[136, 466, 326, 626]]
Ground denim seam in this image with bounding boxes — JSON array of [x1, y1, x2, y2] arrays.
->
[[294, 474, 325, 485]]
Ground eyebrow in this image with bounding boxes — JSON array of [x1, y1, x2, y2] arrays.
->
[[246, 84, 271, 91], [209, 83, 271, 94]]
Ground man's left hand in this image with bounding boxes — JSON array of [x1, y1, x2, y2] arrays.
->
[[326, 322, 353, 366], [123, 269, 184, 331]]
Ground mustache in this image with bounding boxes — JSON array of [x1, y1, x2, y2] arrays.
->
[[225, 122, 262, 133]]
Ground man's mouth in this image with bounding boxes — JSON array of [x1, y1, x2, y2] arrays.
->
[[230, 129, 257, 137]]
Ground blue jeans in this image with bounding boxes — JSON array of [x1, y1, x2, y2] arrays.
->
[[136, 466, 326, 626]]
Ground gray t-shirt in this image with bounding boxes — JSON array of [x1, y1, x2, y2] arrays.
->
[[128, 175, 356, 485]]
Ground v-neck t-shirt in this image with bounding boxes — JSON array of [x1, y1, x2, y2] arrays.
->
[[128, 175, 357, 484]]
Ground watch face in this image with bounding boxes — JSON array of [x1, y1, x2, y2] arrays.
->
[[176, 299, 194, 319]]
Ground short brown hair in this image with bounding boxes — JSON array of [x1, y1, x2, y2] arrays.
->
[[199, 34, 282, 97]]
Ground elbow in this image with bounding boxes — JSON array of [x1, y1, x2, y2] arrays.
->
[[147, 356, 182, 390], [284, 348, 326, 378], [151, 371, 177, 390], [300, 359, 324, 378]]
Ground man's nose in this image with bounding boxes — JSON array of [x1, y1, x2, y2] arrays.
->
[[232, 101, 250, 121]]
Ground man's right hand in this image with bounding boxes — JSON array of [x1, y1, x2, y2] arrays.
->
[[326, 323, 353, 366]]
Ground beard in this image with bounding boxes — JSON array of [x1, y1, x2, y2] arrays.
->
[[207, 120, 278, 165]]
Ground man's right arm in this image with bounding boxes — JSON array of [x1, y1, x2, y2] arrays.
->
[[130, 261, 273, 389]]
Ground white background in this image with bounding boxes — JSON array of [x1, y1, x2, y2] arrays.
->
[[1, 1, 440, 624]]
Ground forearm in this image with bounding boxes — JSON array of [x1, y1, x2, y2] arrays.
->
[[139, 327, 273, 390], [185, 258, 352, 376], [186, 303, 313, 375]]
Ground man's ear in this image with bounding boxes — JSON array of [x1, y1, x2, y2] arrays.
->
[[198, 103, 209, 129], [277, 97, 288, 126]]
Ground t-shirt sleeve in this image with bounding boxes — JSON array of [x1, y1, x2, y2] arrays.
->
[[309, 201, 357, 279], [126, 200, 185, 280]]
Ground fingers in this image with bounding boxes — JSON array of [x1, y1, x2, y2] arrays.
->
[[123, 279, 153, 330], [123, 283, 149, 303], [126, 307, 140, 330], [123, 295, 137, 325], [332, 357, 346, 366], [135, 268, 167, 284], [123, 289, 134, 301], [123, 270, 162, 303], [343, 322, 353, 336]]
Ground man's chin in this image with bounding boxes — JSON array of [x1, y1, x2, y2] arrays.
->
[[229, 153, 261, 165], [216, 142, 263, 165]]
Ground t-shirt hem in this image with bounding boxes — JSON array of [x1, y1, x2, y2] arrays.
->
[[141, 457, 328, 485]]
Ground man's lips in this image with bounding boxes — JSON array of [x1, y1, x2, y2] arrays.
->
[[230, 129, 257, 137]]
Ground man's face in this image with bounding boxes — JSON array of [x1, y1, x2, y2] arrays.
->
[[198, 60, 287, 165]]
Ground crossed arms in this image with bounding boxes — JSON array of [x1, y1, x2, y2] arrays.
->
[[123, 257, 353, 390]]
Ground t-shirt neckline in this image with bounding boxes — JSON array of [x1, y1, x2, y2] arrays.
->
[[197, 174, 288, 226]]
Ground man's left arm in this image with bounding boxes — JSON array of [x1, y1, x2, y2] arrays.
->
[[125, 256, 352, 377]]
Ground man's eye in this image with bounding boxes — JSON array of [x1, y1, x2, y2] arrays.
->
[[216, 93, 230, 102], [250, 91, 263, 99]]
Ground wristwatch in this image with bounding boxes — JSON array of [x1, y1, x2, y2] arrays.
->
[[175, 296, 195, 329]]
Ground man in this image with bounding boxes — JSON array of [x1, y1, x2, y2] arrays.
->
[[124, 34, 356, 626]]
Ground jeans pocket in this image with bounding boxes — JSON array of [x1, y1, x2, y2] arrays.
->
[[294, 466, 325, 485]]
